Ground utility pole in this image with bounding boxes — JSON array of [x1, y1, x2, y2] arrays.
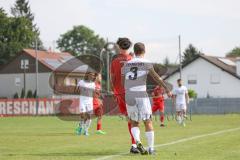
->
[[35, 38, 39, 115], [179, 35, 182, 79], [23, 63, 26, 96]]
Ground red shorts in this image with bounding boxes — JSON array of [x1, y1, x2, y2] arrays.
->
[[93, 99, 101, 110], [115, 94, 127, 115], [152, 101, 165, 113], [94, 106, 103, 117], [93, 99, 103, 117]]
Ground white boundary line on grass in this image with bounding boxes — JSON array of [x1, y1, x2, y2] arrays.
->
[[94, 127, 240, 160]]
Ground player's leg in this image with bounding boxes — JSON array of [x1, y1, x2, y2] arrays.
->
[[130, 120, 148, 155], [77, 98, 87, 135], [152, 104, 159, 113], [159, 111, 165, 127], [181, 105, 187, 127], [84, 112, 91, 136], [159, 102, 165, 127], [144, 119, 155, 155], [95, 105, 106, 135], [117, 95, 138, 153], [76, 113, 85, 135], [143, 96, 155, 154], [183, 106, 187, 118], [82, 103, 94, 136], [176, 104, 183, 124], [136, 96, 153, 155], [130, 120, 141, 144], [176, 111, 182, 124]]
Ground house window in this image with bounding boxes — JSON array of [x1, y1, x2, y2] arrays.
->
[[20, 59, 29, 69], [64, 77, 76, 86], [210, 74, 221, 84], [187, 75, 197, 85]]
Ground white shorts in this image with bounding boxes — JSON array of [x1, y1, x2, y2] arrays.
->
[[79, 96, 93, 113], [126, 97, 152, 122], [176, 103, 187, 112]]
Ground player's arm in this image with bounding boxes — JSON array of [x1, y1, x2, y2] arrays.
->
[[149, 68, 172, 97], [74, 85, 81, 94], [121, 69, 125, 92], [110, 63, 116, 92], [185, 89, 189, 104], [172, 94, 176, 105], [110, 73, 115, 91]]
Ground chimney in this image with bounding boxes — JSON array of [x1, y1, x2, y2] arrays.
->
[[237, 57, 240, 77]]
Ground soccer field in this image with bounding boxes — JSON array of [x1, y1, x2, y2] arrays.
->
[[0, 115, 240, 160]]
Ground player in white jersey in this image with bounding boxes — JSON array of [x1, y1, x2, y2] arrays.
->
[[172, 79, 189, 126], [122, 42, 172, 155], [76, 72, 96, 136]]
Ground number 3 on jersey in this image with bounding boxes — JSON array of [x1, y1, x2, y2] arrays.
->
[[128, 67, 138, 80]]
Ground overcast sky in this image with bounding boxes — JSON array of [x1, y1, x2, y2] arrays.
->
[[1, 0, 240, 63]]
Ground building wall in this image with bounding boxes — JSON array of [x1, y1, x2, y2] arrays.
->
[[0, 51, 51, 74], [166, 58, 240, 98], [0, 73, 53, 98]]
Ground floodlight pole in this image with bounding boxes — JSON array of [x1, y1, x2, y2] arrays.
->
[[179, 35, 182, 79], [100, 41, 117, 94]]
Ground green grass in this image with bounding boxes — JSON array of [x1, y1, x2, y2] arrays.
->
[[0, 115, 240, 160]]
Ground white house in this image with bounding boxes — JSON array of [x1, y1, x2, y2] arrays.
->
[[164, 54, 240, 98]]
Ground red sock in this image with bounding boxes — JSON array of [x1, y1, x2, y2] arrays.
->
[[160, 114, 164, 123], [97, 121, 102, 130], [128, 121, 136, 145]]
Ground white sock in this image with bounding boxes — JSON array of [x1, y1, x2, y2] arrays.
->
[[131, 127, 141, 143], [145, 131, 154, 151], [132, 144, 137, 148], [85, 119, 92, 132], [177, 115, 182, 124]]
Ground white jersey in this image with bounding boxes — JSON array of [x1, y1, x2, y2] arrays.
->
[[123, 57, 153, 92], [77, 80, 95, 113], [173, 86, 188, 105], [122, 57, 153, 121]]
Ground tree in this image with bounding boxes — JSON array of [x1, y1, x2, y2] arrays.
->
[[0, 8, 37, 65], [163, 56, 170, 67], [0, 8, 10, 64], [11, 0, 43, 49], [182, 44, 200, 64], [226, 47, 240, 57], [57, 25, 106, 56], [11, 0, 34, 20]]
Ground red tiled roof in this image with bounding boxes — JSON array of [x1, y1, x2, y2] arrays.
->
[[23, 49, 101, 74], [23, 49, 74, 71], [24, 49, 72, 59]]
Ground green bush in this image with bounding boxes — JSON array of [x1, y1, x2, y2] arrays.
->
[[13, 92, 19, 99], [26, 90, 33, 98], [188, 89, 197, 99]]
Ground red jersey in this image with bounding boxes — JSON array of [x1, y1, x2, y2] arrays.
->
[[152, 86, 164, 104], [93, 82, 101, 109], [110, 53, 132, 94]]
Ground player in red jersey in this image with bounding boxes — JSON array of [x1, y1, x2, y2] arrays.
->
[[110, 37, 139, 154], [93, 74, 106, 135], [151, 85, 165, 127]]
